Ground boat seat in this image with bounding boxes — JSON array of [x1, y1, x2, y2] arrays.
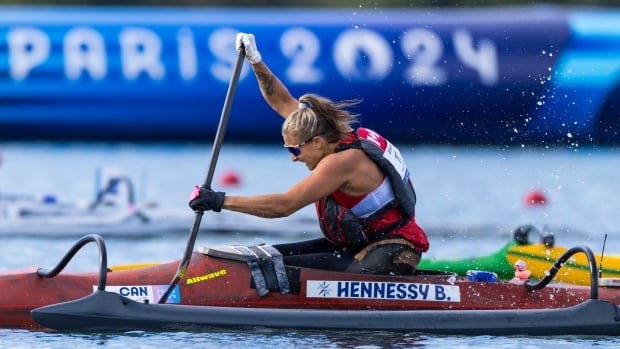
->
[[199, 244, 299, 297]]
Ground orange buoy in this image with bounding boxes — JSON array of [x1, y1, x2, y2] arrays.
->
[[524, 189, 548, 207], [219, 170, 242, 187]]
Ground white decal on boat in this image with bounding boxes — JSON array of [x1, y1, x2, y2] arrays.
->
[[93, 285, 181, 304], [306, 280, 460, 302]]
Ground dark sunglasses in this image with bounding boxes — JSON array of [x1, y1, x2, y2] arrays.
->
[[283, 136, 315, 156]]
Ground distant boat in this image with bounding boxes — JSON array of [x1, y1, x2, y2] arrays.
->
[[0, 171, 318, 238]]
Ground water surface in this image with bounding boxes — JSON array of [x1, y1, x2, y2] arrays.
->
[[1, 142, 619, 348]]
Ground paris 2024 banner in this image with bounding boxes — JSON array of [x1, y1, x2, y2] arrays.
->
[[0, 6, 618, 145]]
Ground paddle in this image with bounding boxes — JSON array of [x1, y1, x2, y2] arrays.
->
[[158, 46, 246, 304]]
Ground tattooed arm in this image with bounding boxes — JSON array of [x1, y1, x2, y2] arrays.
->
[[250, 62, 299, 119]]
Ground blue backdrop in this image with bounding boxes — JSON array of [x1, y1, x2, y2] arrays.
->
[[0, 6, 618, 144]]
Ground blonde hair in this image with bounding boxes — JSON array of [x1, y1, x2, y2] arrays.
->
[[282, 93, 360, 143]]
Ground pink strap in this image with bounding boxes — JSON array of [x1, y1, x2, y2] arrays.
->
[[188, 185, 201, 202]]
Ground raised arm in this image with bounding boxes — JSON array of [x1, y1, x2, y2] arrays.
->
[[236, 33, 298, 119]]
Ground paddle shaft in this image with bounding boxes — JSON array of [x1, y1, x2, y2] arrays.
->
[[158, 48, 245, 304]]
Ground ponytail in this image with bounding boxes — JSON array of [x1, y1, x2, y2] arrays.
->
[[283, 93, 361, 143]]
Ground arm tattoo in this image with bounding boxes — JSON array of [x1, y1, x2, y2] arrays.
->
[[256, 71, 276, 96]]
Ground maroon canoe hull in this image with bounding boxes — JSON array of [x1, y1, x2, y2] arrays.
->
[[2, 251, 620, 329]]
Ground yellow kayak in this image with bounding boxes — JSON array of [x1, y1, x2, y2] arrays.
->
[[419, 225, 619, 286], [505, 243, 620, 285]]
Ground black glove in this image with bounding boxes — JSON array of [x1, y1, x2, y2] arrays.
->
[[188, 185, 225, 212]]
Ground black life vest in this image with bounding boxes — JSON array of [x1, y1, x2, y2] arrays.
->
[[315, 128, 417, 247]]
